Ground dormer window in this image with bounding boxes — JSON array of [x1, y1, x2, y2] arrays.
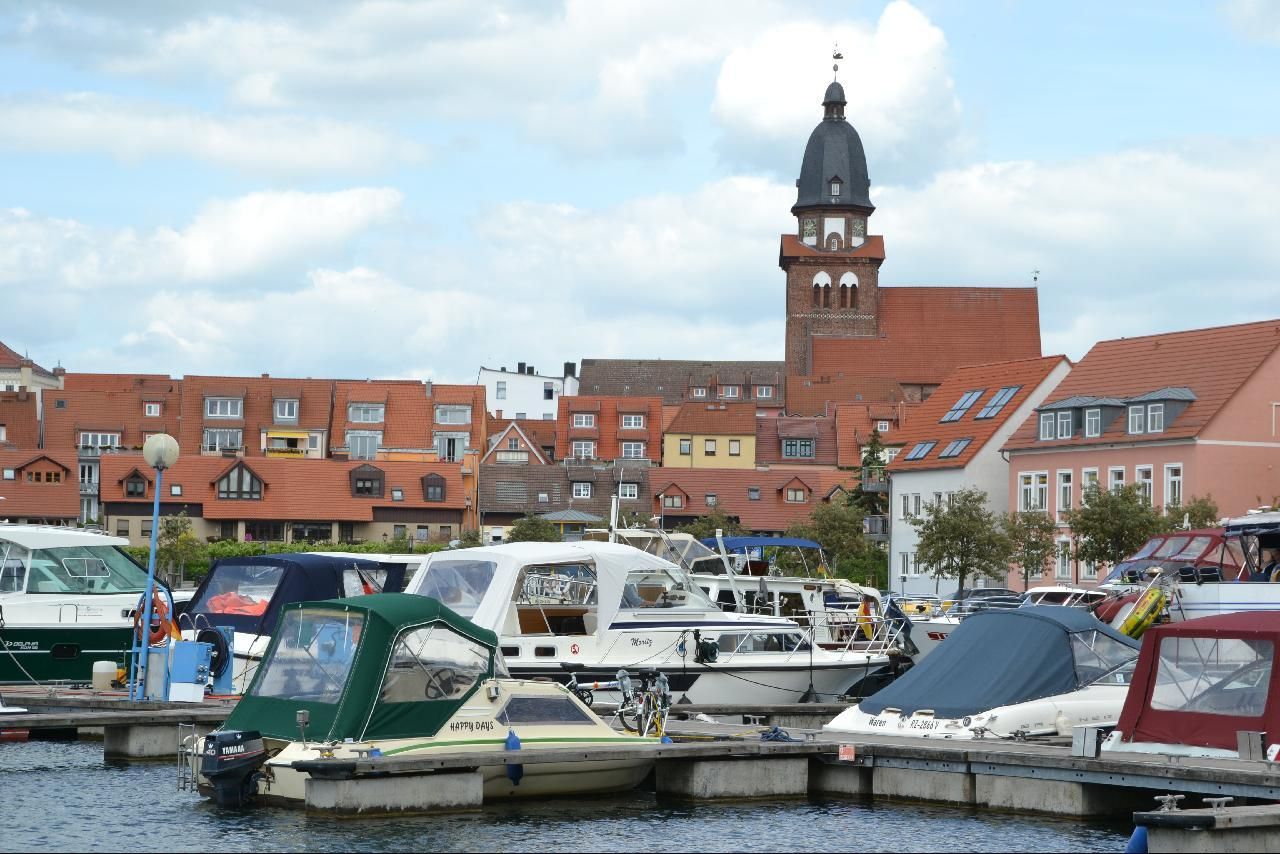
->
[[125, 476, 146, 497], [1147, 403, 1165, 433], [1085, 408, 1101, 438], [1057, 411, 1073, 439], [1128, 405, 1146, 434], [274, 399, 299, 422], [720, 385, 740, 399], [350, 464, 384, 498], [206, 397, 242, 418], [572, 413, 595, 428], [144, 402, 161, 418], [1039, 413, 1054, 440], [786, 487, 807, 503], [435, 404, 471, 425], [691, 387, 707, 399], [423, 473, 446, 502], [349, 403, 385, 423], [829, 179, 841, 197], [217, 464, 262, 500]]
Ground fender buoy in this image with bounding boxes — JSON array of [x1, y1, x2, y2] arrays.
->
[[132, 590, 179, 646], [857, 599, 876, 642], [1119, 589, 1166, 639]]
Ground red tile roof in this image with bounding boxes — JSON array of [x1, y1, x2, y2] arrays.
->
[[98, 454, 466, 520], [489, 417, 557, 454], [44, 385, 183, 456], [0, 340, 53, 375], [785, 375, 905, 416], [665, 402, 757, 435], [62, 373, 176, 392], [0, 392, 41, 450], [652, 467, 856, 533], [556, 396, 663, 461], [0, 450, 79, 519], [888, 356, 1069, 473], [331, 379, 433, 451], [833, 402, 917, 467], [810, 288, 1042, 385], [779, 234, 886, 262], [1004, 319, 1280, 451]]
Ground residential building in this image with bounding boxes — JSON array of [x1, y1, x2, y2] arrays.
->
[[785, 375, 906, 416], [0, 341, 63, 393], [0, 450, 78, 524], [479, 460, 651, 543], [556, 395, 663, 464], [886, 356, 1072, 596], [651, 468, 855, 535], [487, 416, 556, 464], [178, 375, 333, 461], [99, 456, 466, 547], [833, 402, 914, 469], [576, 359, 785, 413], [477, 361, 578, 420], [1004, 319, 1280, 589], [662, 402, 757, 469], [755, 414, 838, 468]]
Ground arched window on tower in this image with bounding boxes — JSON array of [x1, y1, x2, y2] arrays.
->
[[826, 234, 842, 251], [839, 272, 858, 310], [822, 284, 832, 308], [812, 272, 831, 308]]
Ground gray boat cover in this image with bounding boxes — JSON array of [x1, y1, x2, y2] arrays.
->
[[859, 605, 1139, 719]]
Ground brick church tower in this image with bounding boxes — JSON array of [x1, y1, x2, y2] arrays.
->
[[780, 80, 886, 376]]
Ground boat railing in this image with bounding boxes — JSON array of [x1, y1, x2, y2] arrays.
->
[[807, 610, 906, 657], [518, 570, 596, 606]]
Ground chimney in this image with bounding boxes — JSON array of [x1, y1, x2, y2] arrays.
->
[[425, 380, 433, 397], [261, 373, 269, 379], [517, 362, 526, 374], [564, 361, 576, 378], [527, 365, 535, 375]]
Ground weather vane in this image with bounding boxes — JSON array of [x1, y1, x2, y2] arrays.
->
[[832, 43, 843, 81]]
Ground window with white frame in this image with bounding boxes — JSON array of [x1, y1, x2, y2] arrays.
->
[[1085, 408, 1101, 438], [1057, 471, 1072, 522], [1165, 464, 1183, 509], [1147, 403, 1165, 433], [748, 486, 761, 500], [435, 404, 471, 425], [1109, 467, 1126, 492], [705, 493, 717, 506], [144, 402, 161, 418], [1019, 473, 1049, 511], [544, 382, 555, 401], [729, 439, 741, 456], [619, 483, 638, 500], [572, 413, 595, 428], [1082, 559, 1097, 580], [704, 439, 717, 456], [901, 552, 911, 577], [913, 494, 922, 516], [1057, 411, 1073, 439], [346, 431, 381, 460], [79, 432, 120, 451], [1128, 405, 1146, 434], [663, 494, 683, 508], [679, 438, 691, 455], [720, 385, 740, 399], [901, 493, 910, 519], [1039, 413, 1054, 440], [495, 381, 506, 400], [754, 386, 773, 399], [1082, 468, 1099, 504], [570, 440, 595, 459], [349, 403, 385, 423], [621, 442, 645, 459], [1056, 541, 1072, 579], [202, 428, 243, 451], [876, 421, 890, 433], [307, 433, 321, 451], [621, 414, 645, 429], [206, 397, 242, 418], [691, 387, 706, 398], [572, 482, 592, 499], [785, 488, 806, 503], [1136, 465, 1154, 504]]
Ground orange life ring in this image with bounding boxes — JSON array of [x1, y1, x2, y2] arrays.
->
[[133, 590, 178, 646]]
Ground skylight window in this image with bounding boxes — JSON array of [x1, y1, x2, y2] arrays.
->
[[974, 386, 1021, 420], [940, 389, 986, 423], [904, 441, 937, 461], [938, 438, 972, 459]]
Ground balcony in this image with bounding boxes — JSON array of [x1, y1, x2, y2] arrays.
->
[[79, 482, 98, 496], [202, 445, 244, 457], [494, 450, 529, 464], [861, 465, 889, 493], [77, 445, 124, 458], [863, 514, 889, 542], [265, 446, 308, 458]]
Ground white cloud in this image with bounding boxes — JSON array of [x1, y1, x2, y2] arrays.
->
[[1221, 0, 1280, 44], [0, 187, 402, 289], [0, 93, 422, 175], [712, 2, 966, 183]]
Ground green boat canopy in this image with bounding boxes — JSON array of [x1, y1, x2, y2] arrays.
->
[[223, 593, 500, 742]]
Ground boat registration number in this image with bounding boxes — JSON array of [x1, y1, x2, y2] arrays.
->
[[450, 720, 495, 733]]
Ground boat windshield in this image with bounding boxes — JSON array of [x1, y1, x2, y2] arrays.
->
[[379, 624, 490, 703], [1071, 629, 1141, 686], [189, 563, 284, 617], [1132, 538, 1163, 559], [1151, 636, 1274, 717], [415, 559, 498, 618], [253, 608, 364, 703], [14, 545, 151, 595], [1171, 536, 1213, 562], [619, 562, 717, 611], [1154, 537, 1191, 559]]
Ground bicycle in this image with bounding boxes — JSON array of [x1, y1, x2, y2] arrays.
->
[[560, 663, 671, 738]]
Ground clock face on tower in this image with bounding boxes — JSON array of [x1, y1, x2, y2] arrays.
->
[[851, 218, 866, 238], [802, 219, 817, 239]]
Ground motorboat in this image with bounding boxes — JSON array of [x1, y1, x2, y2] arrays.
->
[[1024, 586, 1108, 608], [404, 541, 904, 704], [892, 592, 1026, 661], [178, 553, 408, 693], [0, 524, 190, 684], [823, 606, 1140, 740], [1104, 611, 1280, 759], [188, 593, 654, 806]]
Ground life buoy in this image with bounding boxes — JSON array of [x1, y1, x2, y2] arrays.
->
[[857, 599, 875, 641], [132, 590, 179, 646], [1119, 588, 1166, 639]]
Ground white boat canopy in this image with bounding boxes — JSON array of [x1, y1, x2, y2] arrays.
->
[[0, 524, 129, 551]]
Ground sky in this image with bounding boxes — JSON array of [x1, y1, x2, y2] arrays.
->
[[1, 0, 1278, 383]]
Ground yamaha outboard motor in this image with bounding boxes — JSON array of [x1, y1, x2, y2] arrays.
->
[[200, 730, 267, 807]]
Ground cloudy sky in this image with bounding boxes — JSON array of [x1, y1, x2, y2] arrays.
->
[[1, 1, 1278, 382]]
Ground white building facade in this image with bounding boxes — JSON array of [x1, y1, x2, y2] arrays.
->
[[477, 361, 579, 420]]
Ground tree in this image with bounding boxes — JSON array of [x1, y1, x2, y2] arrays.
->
[[155, 512, 204, 584], [1065, 483, 1167, 569], [846, 429, 889, 517], [505, 514, 561, 543], [1004, 510, 1058, 589], [457, 530, 483, 548], [675, 507, 745, 541], [1163, 494, 1221, 531], [912, 487, 1011, 593], [787, 503, 867, 569]]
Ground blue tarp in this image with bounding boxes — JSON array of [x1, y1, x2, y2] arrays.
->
[[699, 536, 822, 551], [859, 606, 1139, 719]]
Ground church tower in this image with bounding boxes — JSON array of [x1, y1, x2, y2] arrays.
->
[[780, 79, 885, 376]]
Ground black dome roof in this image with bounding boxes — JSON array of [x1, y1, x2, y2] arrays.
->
[[794, 82, 872, 212]]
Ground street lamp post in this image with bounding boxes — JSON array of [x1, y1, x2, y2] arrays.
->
[[129, 433, 179, 702]]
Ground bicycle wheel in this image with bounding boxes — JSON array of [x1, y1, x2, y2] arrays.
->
[[618, 703, 641, 733]]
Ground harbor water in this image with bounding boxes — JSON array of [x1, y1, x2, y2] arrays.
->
[[4, 740, 1131, 853]]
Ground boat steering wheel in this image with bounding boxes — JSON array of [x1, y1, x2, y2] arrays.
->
[[424, 667, 458, 700]]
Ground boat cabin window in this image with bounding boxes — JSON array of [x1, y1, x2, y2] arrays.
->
[[22, 546, 150, 595], [1151, 636, 1274, 717], [1071, 630, 1138, 684], [715, 631, 810, 653], [1132, 538, 1163, 559], [1171, 536, 1213, 562], [191, 564, 284, 616], [619, 564, 716, 611], [416, 559, 498, 618], [380, 624, 489, 703], [499, 695, 596, 726], [0, 545, 28, 593], [1153, 537, 1190, 559], [342, 567, 392, 597], [253, 608, 364, 703]]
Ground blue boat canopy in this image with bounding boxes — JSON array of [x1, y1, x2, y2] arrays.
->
[[700, 536, 823, 551], [859, 606, 1139, 720]]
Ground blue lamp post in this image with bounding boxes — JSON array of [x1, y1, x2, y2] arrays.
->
[[129, 433, 180, 701]]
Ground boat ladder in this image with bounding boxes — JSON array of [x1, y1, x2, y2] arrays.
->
[[176, 723, 199, 793]]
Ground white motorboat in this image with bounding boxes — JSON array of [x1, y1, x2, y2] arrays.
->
[[0, 524, 190, 684], [188, 593, 654, 806], [404, 541, 902, 704], [823, 606, 1140, 740]]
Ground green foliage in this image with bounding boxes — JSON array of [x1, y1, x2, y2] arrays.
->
[[786, 502, 887, 585], [1004, 510, 1059, 589], [846, 429, 889, 517], [675, 507, 745, 541], [1163, 494, 1221, 531], [912, 487, 1011, 592], [1065, 483, 1168, 568], [841, 547, 889, 589], [457, 530, 484, 548], [505, 514, 562, 543]]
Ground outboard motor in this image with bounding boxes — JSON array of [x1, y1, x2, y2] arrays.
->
[[200, 730, 267, 807]]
